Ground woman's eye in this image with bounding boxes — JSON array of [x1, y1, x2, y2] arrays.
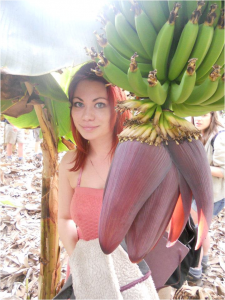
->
[[73, 102, 83, 108], [95, 102, 106, 108]]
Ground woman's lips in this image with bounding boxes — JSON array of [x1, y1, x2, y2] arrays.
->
[[81, 126, 99, 132]]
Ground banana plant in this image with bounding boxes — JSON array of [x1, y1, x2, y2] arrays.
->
[[0, 0, 102, 297], [1, 71, 75, 299]]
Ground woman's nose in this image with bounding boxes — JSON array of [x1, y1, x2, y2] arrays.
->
[[82, 106, 95, 121]]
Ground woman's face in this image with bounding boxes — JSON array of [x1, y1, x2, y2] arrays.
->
[[71, 80, 112, 141], [193, 113, 212, 132]]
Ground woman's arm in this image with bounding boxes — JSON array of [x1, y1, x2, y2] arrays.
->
[[58, 152, 79, 256], [211, 132, 225, 179]]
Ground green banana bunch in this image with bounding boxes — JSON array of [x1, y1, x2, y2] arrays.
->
[[90, 0, 225, 125]]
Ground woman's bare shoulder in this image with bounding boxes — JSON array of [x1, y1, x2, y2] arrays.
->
[[60, 149, 77, 171]]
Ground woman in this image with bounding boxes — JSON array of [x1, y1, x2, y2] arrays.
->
[[57, 62, 159, 299], [187, 112, 225, 286]]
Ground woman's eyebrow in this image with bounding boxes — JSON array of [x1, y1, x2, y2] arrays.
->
[[93, 97, 108, 102], [73, 97, 108, 102], [73, 97, 83, 102]]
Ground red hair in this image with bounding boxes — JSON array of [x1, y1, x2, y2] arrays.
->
[[68, 61, 129, 171]]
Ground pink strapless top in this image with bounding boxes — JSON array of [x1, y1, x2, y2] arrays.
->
[[70, 170, 104, 240]]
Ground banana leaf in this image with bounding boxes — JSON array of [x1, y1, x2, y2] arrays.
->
[[4, 109, 39, 129], [29, 74, 69, 103], [0, 0, 103, 76]]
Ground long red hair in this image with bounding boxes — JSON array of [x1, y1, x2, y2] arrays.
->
[[68, 61, 129, 171]]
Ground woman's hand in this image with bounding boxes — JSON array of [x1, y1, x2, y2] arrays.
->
[[210, 166, 224, 178]]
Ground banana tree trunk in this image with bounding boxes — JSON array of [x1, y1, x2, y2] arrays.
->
[[35, 105, 61, 299], [25, 82, 61, 299]]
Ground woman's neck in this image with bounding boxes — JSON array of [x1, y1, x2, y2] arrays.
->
[[88, 134, 114, 161], [201, 130, 206, 137]]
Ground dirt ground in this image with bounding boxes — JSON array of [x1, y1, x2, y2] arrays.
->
[[0, 121, 224, 299]]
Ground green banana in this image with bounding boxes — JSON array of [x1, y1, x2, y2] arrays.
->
[[102, 5, 116, 26], [138, 62, 153, 77], [137, 105, 157, 124], [140, 0, 167, 32], [196, 70, 210, 86], [134, 4, 157, 60], [198, 1, 209, 24], [147, 70, 169, 105], [185, 66, 221, 105], [168, 2, 204, 81], [104, 21, 148, 63], [97, 54, 137, 95], [120, 0, 136, 30], [168, 1, 188, 45], [153, 105, 163, 125], [170, 58, 197, 104], [103, 43, 130, 74], [116, 99, 155, 114], [188, 5, 217, 70], [201, 73, 225, 105], [115, 12, 150, 61], [105, 21, 134, 60], [103, 43, 151, 76], [185, 0, 200, 20], [204, 96, 224, 107], [196, 9, 225, 80], [172, 103, 211, 118], [127, 54, 148, 97], [215, 46, 225, 66], [173, 101, 224, 117], [163, 115, 178, 141], [158, 113, 168, 140], [152, 3, 181, 82], [207, 1, 222, 27], [161, 1, 170, 19]]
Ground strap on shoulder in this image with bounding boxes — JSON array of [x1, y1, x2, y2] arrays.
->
[[76, 168, 83, 187], [211, 130, 225, 152]]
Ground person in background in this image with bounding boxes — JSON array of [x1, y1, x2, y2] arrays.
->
[[4, 119, 25, 163], [187, 112, 225, 286], [56, 61, 159, 299]]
